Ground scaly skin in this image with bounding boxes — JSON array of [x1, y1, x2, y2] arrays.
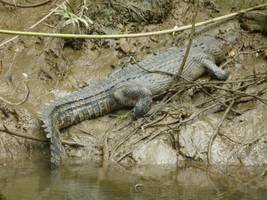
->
[[40, 32, 238, 168]]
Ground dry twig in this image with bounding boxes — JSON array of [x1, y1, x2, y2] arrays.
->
[[175, 1, 198, 80], [207, 100, 235, 164], [0, 0, 52, 8], [0, 125, 84, 147], [210, 85, 267, 105], [0, 79, 30, 106], [0, 0, 66, 47]]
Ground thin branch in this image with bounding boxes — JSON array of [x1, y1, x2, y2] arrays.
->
[[130, 56, 174, 77], [141, 113, 168, 129], [160, 101, 220, 126], [207, 100, 235, 164], [196, 75, 267, 107], [173, 74, 242, 115], [0, 3, 266, 39], [0, 125, 46, 142], [176, 0, 198, 80], [0, 125, 84, 147], [0, 79, 30, 106], [0, 0, 65, 47], [0, 0, 52, 8], [210, 85, 267, 105]]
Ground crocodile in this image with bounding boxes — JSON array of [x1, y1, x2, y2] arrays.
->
[[40, 32, 238, 168]]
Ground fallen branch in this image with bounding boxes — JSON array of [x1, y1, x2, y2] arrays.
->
[[0, 125, 84, 147], [0, 125, 46, 142]]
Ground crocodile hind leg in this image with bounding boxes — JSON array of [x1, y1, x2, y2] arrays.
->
[[201, 59, 229, 80], [113, 82, 153, 119]]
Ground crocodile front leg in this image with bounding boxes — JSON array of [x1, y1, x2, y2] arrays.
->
[[113, 82, 153, 119], [201, 59, 229, 80]]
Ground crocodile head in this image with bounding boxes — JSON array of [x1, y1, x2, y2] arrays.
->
[[199, 32, 239, 63]]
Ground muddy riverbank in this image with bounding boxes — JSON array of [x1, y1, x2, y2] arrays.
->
[[0, 0, 266, 169]]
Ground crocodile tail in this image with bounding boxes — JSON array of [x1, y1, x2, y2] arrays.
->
[[39, 103, 65, 168]]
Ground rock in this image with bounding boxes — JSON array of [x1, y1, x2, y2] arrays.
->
[[222, 104, 267, 166], [118, 38, 131, 54], [132, 135, 177, 165], [179, 116, 218, 161], [178, 104, 267, 166]]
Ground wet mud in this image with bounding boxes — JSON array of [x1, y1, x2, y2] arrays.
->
[[0, 0, 266, 170]]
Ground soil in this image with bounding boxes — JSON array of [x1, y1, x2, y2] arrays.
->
[[0, 0, 266, 167]]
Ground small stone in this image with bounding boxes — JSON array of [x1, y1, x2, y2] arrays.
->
[[119, 39, 130, 54]]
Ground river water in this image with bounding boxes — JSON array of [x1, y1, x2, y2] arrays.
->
[[0, 160, 266, 200], [0, 0, 266, 199]]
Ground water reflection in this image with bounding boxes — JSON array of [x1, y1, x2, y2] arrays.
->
[[0, 160, 266, 200]]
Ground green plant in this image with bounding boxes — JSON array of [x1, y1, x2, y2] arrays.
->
[[55, 0, 93, 31]]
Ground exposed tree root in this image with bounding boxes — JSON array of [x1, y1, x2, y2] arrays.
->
[[0, 79, 30, 106], [0, 125, 84, 147]]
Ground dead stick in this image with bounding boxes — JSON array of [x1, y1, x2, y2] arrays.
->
[[175, 1, 198, 81], [207, 100, 235, 164], [0, 79, 30, 106], [173, 74, 241, 114], [0, 125, 84, 147], [0, 0, 66, 47], [211, 85, 267, 105], [0, 125, 46, 142], [196, 76, 267, 107]]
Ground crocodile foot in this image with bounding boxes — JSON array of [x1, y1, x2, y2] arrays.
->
[[240, 10, 267, 34]]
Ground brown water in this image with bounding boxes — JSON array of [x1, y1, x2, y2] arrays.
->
[[0, 1, 267, 200], [0, 160, 266, 200]]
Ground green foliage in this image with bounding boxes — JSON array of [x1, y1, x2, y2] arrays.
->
[[116, 113, 129, 120], [55, 0, 93, 31]]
